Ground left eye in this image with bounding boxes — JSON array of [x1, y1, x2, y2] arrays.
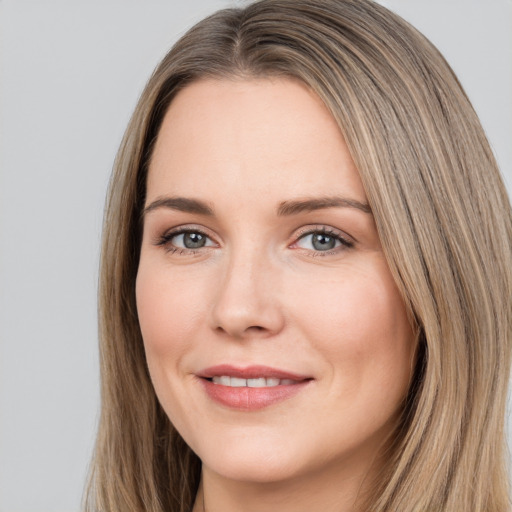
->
[[295, 231, 345, 252], [170, 231, 215, 249]]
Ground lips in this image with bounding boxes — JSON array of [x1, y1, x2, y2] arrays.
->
[[197, 365, 312, 411]]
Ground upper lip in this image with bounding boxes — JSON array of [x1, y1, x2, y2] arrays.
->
[[198, 364, 312, 381]]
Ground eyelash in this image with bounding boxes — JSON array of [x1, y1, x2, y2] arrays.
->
[[293, 226, 354, 256], [155, 225, 354, 256], [155, 227, 214, 255]]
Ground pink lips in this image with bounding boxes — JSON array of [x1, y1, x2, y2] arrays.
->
[[197, 365, 312, 411]]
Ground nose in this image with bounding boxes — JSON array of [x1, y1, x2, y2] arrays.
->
[[210, 249, 285, 340]]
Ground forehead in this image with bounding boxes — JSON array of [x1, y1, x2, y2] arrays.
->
[[146, 77, 367, 206]]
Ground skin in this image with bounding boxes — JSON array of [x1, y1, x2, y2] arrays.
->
[[136, 78, 416, 512]]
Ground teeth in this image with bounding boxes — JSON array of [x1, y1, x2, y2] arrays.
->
[[211, 376, 296, 387], [247, 378, 266, 388], [219, 375, 230, 386]]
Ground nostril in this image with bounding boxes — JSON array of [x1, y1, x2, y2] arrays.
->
[[245, 325, 268, 334]]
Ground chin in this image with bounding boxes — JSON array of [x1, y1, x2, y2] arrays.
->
[[202, 452, 305, 484], [190, 429, 309, 484]]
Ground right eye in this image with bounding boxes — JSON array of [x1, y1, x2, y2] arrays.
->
[[157, 228, 216, 253], [172, 231, 211, 249]]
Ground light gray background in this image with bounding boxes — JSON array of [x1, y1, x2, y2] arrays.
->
[[1, 1, 511, 511]]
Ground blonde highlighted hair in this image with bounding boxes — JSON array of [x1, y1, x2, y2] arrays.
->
[[85, 1, 512, 510]]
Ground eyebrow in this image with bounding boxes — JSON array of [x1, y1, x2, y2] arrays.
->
[[277, 196, 372, 216], [142, 196, 214, 217], [142, 194, 372, 218]]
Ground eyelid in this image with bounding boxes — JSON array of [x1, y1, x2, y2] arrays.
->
[[153, 224, 219, 252], [290, 225, 355, 253], [293, 225, 354, 243]]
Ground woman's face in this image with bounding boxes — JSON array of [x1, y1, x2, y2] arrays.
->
[[136, 78, 415, 485]]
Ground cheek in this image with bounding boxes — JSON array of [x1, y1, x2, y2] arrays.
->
[[290, 261, 414, 397], [135, 261, 214, 427], [135, 262, 207, 360]]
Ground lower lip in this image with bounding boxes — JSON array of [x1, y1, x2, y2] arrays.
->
[[200, 379, 311, 411]]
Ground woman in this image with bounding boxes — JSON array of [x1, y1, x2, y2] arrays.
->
[[85, 0, 512, 511]]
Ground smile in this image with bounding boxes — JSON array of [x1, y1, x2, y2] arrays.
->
[[198, 365, 313, 411], [210, 376, 297, 387]]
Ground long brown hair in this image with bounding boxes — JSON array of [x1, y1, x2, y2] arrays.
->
[[85, 1, 512, 510]]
